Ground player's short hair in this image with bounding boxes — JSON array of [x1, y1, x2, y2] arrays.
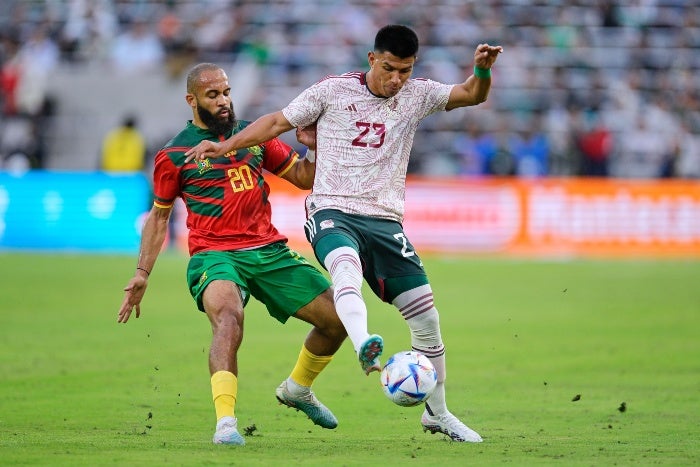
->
[[374, 25, 419, 58], [186, 63, 221, 93]]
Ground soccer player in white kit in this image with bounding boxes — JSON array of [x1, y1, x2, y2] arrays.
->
[[186, 24, 502, 443]]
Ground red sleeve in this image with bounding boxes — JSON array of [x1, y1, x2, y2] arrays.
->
[[152, 150, 181, 208], [261, 138, 298, 176]]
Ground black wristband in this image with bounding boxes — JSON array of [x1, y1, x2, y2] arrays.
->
[[136, 267, 150, 276]]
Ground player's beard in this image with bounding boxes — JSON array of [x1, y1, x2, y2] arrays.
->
[[197, 103, 236, 136]]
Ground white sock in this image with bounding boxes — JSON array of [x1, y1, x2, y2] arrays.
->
[[424, 354, 448, 415], [393, 285, 448, 414], [426, 382, 447, 416], [324, 246, 369, 354]]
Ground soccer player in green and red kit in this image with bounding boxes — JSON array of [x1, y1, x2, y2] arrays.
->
[[117, 63, 346, 445]]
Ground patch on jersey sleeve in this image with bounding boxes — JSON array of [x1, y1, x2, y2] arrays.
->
[[320, 219, 335, 230], [247, 145, 263, 156]]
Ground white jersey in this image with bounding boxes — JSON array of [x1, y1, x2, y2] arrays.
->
[[282, 72, 453, 223]]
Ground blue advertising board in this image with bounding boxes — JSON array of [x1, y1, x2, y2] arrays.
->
[[0, 171, 150, 252]]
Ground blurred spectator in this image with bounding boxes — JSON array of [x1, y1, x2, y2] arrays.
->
[[15, 24, 59, 117], [100, 114, 146, 172], [0, 117, 35, 169], [615, 114, 667, 178], [60, 0, 118, 62], [0, 26, 54, 169], [453, 121, 499, 177], [508, 114, 550, 177], [109, 18, 164, 75], [484, 116, 516, 176], [190, 5, 238, 59], [575, 111, 613, 177], [156, 3, 194, 79], [675, 121, 700, 178], [598, 0, 622, 28], [660, 137, 681, 178], [0, 34, 21, 115]]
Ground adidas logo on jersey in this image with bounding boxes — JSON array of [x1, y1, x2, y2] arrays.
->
[[345, 104, 358, 112]]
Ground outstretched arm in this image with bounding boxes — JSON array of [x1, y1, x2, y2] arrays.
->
[[185, 111, 295, 162], [445, 43, 503, 111], [117, 205, 171, 323]]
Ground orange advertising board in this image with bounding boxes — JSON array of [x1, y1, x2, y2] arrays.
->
[[176, 177, 700, 258], [400, 178, 700, 258]]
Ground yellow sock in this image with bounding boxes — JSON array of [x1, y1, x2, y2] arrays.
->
[[289, 345, 333, 387], [211, 371, 237, 420]]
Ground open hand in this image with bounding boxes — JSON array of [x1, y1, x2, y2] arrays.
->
[[117, 275, 148, 323]]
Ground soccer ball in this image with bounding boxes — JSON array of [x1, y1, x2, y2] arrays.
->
[[380, 351, 437, 407]]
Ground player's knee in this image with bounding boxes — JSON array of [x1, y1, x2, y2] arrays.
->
[[206, 304, 244, 333], [325, 247, 363, 288], [298, 289, 347, 340], [309, 313, 347, 348], [326, 319, 348, 343]]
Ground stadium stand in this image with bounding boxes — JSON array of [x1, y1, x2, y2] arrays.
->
[[0, 0, 698, 178]]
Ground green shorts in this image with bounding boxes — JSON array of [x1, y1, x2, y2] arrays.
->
[[305, 209, 428, 303], [186, 242, 331, 323]]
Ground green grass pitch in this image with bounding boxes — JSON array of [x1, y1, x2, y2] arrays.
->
[[0, 251, 698, 465]]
